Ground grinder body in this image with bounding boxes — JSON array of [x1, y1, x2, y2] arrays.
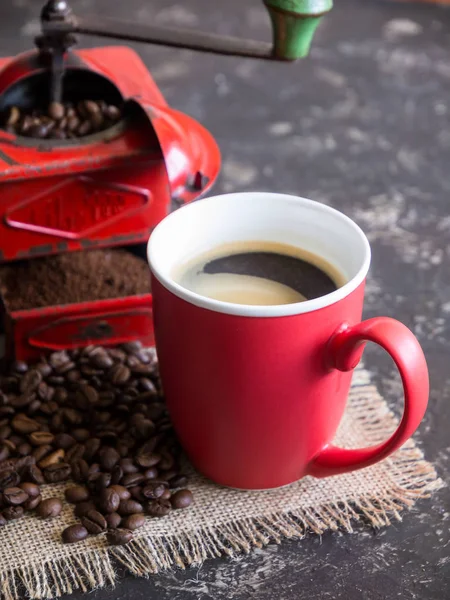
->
[[0, 46, 220, 360]]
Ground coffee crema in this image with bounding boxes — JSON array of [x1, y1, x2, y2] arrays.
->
[[173, 241, 346, 306]]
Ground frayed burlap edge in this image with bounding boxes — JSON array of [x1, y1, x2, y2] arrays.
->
[[0, 376, 444, 600]]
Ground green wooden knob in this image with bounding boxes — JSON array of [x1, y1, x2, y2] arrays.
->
[[264, 0, 333, 60]]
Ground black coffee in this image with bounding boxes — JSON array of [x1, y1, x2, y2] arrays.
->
[[174, 241, 345, 306]]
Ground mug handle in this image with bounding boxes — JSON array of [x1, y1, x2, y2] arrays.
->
[[308, 317, 429, 478]]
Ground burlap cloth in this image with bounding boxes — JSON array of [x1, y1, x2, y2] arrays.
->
[[0, 366, 443, 600]]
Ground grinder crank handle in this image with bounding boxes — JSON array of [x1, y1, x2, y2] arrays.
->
[[40, 0, 332, 61]]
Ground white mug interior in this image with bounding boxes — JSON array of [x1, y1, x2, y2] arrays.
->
[[147, 192, 371, 317]]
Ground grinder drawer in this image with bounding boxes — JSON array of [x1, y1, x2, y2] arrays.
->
[[3, 294, 154, 361]]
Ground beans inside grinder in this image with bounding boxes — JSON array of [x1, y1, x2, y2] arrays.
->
[[1, 100, 122, 140]]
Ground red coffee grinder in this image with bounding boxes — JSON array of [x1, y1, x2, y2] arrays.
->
[[0, 0, 333, 361]]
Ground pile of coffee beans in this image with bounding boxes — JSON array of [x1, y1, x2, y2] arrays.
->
[[0, 342, 193, 546], [1, 100, 122, 140]]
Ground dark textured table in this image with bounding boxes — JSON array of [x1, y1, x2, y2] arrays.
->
[[1, 0, 449, 598]]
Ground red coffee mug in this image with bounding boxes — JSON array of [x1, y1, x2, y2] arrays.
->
[[148, 193, 428, 490]]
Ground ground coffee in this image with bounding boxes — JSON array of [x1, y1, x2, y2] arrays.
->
[[0, 249, 151, 311]]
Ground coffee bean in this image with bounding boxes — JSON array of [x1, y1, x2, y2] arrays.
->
[[38, 449, 65, 468], [98, 488, 120, 513], [82, 509, 107, 534], [62, 524, 88, 543], [158, 453, 175, 471], [146, 499, 171, 518], [121, 473, 145, 488], [53, 388, 68, 404], [26, 465, 45, 485], [110, 365, 130, 385], [83, 100, 101, 116], [3, 487, 29, 505], [99, 447, 120, 471], [15, 456, 35, 472], [170, 489, 193, 510], [0, 513, 7, 526], [11, 414, 40, 434], [139, 378, 157, 394], [0, 460, 16, 474], [134, 418, 156, 439], [0, 468, 20, 489], [33, 444, 52, 462], [11, 394, 36, 410], [19, 482, 40, 498], [36, 497, 62, 518], [0, 423, 11, 440], [62, 408, 82, 426], [109, 485, 131, 501], [67, 115, 80, 132], [105, 512, 121, 529], [0, 445, 10, 462], [40, 401, 59, 415], [13, 361, 28, 374], [29, 431, 54, 446], [54, 433, 76, 450], [90, 111, 104, 130], [74, 501, 96, 518], [142, 483, 166, 500], [94, 473, 111, 491], [83, 438, 101, 461], [27, 400, 41, 416], [71, 458, 89, 482], [121, 341, 143, 354], [129, 362, 154, 376], [116, 442, 130, 458], [88, 463, 101, 477], [55, 360, 76, 375], [75, 385, 99, 409], [17, 442, 32, 456], [65, 486, 90, 504], [66, 443, 86, 463], [49, 351, 70, 370], [143, 467, 159, 480], [160, 488, 171, 501], [108, 349, 127, 362], [118, 499, 143, 516], [91, 352, 113, 370], [29, 122, 48, 138], [23, 494, 41, 510], [136, 450, 160, 469], [6, 106, 21, 126], [107, 528, 133, 546], [44, 462, 71, 483], [119, 458, 139, 474], [3, 506, 24, 520], [48, 102, 65, 120], [110, 464, 123, 485], [19, 115, 34, 135], [36, 362, 52, 378], [121, 514, 145, 530], [128, 486, 144, 501], [37, 382, 54, 402]]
